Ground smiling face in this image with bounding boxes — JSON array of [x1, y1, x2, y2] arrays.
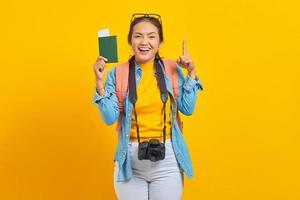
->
[[129, 21, 161, 64]]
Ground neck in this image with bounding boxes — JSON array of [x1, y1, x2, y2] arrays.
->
[[135, 58, 155, 65]]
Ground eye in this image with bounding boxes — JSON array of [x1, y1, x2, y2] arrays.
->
[[134, 35, 141, 38], [149, 36, 155, 39]]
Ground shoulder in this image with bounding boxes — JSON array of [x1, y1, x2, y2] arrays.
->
[[114, 61, 129, 79], [162, 58, 176, 65], [107, 61, 129, 77], [115, 61, 129, 69], [162, 58, 178, 70], [161, 58, 181, 75]]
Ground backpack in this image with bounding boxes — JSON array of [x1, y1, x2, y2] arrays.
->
[[115, 58, 183, 134]]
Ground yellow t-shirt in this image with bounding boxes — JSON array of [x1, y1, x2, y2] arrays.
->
[[130, 61, 172, 142]]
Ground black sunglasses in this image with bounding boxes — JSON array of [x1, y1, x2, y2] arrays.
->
[[130, 13, 162, 25]]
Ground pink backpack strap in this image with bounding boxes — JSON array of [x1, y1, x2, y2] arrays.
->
[[162, 59, 183, 133], [115, 62, 129, 134], [115, 59, 183, 134], [162, 59, 179, 99]]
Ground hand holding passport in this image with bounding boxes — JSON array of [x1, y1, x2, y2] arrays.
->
[[98, 29, 118, 63]]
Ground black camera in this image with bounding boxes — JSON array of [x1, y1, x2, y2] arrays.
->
[[138, 139, 165, 162]]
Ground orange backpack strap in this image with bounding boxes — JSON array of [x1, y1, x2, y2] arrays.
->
[[162, 59, 183, 133], [115, 62, 129, 133]]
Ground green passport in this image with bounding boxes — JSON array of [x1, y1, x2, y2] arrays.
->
[[98, 35, 118, 63]]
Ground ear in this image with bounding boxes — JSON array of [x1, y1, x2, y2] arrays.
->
[[128, 42, 133, 50], [159, 42, 163, 48]]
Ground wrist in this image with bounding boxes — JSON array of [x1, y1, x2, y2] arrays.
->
[[187, 69, 196, 79], [95, 77, 103, 82], [95, 79, 105, 95], [96, 87, 105, 94]]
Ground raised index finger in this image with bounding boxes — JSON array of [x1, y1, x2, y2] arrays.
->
[[182, 40, 187, 56]]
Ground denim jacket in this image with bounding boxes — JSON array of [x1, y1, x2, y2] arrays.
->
[[93, 61, 203, 182]]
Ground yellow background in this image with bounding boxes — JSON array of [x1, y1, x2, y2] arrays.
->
[[1, 0, 300, 199]]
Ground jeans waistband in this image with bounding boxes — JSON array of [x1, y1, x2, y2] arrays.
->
[[128, 138, 172, 145]]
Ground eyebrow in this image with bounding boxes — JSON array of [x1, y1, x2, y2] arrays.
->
[[134, 32, 157, 35]]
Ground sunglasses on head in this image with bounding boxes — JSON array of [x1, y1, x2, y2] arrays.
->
[[130, 13, 162, 25]]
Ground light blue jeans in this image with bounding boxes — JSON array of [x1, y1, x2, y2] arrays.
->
[[114, 139, 184, 200]]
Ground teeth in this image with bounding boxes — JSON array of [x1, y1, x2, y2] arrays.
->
[[139, 47, 151, 51]]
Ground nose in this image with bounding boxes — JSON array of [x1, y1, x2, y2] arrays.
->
[[140, 37, 149, 45]]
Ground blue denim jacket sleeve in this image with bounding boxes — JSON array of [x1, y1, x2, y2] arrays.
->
[[176, 63, 203, 116], [93, 67, 119, 125]]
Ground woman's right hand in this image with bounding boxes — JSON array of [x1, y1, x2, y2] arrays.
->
[[93, 56, 108, 81]]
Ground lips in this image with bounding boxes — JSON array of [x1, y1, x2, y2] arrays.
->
[[138, 47, 151, 54]]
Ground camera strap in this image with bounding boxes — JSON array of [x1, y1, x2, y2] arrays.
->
[[129, 55, 168, 144]]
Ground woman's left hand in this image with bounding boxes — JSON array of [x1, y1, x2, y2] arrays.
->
[[176, 40, 196, 77]]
